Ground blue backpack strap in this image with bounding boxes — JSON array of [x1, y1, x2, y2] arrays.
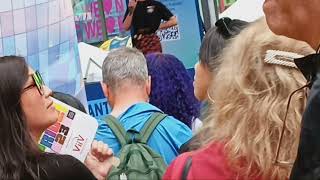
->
[[105, 115, 127, 147], [139, 112, 167, 144]]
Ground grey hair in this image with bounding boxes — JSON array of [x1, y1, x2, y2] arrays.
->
[[102, 47, 148, 91]]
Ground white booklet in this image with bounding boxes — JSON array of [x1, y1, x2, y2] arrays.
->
[[38, 98, 98, 162]]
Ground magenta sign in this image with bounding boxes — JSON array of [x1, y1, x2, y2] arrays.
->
[[74, 0, 127, 43]]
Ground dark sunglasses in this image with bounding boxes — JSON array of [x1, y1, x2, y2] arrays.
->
[[22, 71, 45, 96]]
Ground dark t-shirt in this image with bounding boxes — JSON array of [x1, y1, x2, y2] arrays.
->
[[123, 0, 174, 35], [22, 153, 96, 180]]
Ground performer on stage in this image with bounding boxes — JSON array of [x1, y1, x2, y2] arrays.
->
[[123, 0, 177, 55]]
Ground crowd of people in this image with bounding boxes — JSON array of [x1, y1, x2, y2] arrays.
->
[[1, 0, 320, 179]]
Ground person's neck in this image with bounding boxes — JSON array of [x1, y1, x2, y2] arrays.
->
[[310, 39, 320, 52], [30, 130, 42, 143], [301, 27, 320, 50], [110, 92, 148, 118]]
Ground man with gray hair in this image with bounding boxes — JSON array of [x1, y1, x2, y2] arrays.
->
[[95, 47, 192, 165]]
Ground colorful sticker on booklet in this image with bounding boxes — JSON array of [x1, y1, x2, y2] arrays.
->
[[39, 103, 73, 153]]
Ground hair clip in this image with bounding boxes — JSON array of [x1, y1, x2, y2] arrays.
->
[[215, 17, 233, 37], [264, 50, 303, 68]]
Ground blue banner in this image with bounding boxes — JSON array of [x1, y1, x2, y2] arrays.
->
[[85, 82, 110, 119], [157, 0, 203, 68]]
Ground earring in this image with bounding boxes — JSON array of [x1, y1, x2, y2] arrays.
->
[[207, 90, 215, 104]]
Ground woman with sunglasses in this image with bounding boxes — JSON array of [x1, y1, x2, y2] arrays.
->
[[164, 18, 314, 180], [0, 56, 113, 180]]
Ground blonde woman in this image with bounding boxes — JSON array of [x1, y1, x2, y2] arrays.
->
[[164, 18, 314, 180]]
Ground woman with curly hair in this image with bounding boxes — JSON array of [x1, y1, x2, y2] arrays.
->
[[146, 53, 200, 129], [164, 18, 314, 180]]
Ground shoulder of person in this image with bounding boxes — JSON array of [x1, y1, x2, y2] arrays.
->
[[160, 115, 191, 130], [163, 152, 192, 179], [41, 153, 80, 166], [39, 153, 96, 179], [166, 143, 234, 179], [155, 115, 192, 142]]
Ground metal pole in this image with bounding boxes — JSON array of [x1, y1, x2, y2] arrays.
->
[[213, 0, 219, 19], [204, 0, 219, 28], [200, 0, 211, 30]]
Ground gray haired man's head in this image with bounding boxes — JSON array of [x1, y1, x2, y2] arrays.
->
[[102, 47, 148, 91]]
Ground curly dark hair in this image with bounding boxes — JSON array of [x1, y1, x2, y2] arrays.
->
[[146, 53, 200, 127]]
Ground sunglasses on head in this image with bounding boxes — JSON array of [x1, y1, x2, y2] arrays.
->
[[22, 71, 45, 96]]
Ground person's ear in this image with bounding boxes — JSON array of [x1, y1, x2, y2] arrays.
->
[[100, 82, 110, 98]]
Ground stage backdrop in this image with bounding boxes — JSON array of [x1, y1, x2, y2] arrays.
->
[[156, 0, 203, 68], [74, 0, 202, 68], [0, 0, 86, 102]]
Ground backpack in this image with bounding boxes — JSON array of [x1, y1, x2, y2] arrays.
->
[[106, 112, 168, 180]]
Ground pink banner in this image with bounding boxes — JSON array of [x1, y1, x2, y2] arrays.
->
[[74, 0, 126, 43]]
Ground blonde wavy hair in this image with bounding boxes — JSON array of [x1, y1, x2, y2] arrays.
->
[[203, 18, 314, 179]]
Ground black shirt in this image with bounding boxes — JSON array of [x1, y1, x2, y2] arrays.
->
[[22, 153, 96, 180], [290, 54, 320, 180], [124, 0, 174, 35]]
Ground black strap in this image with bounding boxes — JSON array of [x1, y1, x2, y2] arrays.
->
[[182, 156, 192, 180]]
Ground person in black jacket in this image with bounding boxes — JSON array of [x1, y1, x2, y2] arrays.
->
[[263, 0, 320, 179]]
